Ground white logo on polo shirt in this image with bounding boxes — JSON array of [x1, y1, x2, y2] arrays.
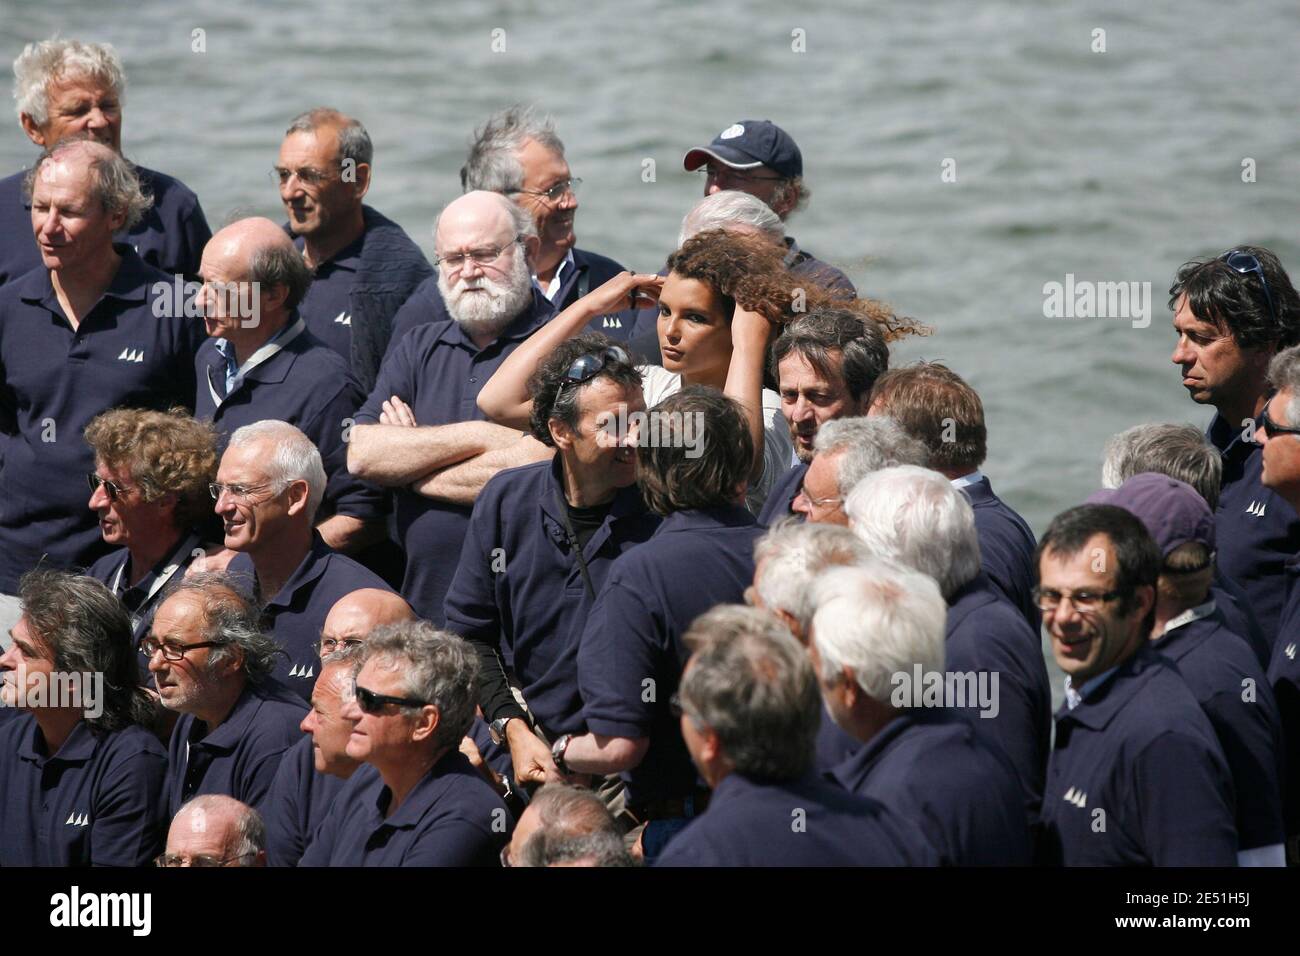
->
[[117, 347, 145, 363], [1063, 787, 1088, 808], [65, 811, 89, 826], [333, 311, 352, 326], [1246, 500, 1267, 517], [719, 124, 744, 139], [601, 316, 622, 329], [1286, 643, 1297, 661], [289, 662, 315, 679]]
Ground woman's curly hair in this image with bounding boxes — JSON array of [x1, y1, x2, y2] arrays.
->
[[664, 229, 930, 342]]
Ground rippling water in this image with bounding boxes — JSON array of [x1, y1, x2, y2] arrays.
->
[[4, 2, 1298, 571]]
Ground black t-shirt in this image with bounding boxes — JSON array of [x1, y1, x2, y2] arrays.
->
[[565, 499, 614, 551]]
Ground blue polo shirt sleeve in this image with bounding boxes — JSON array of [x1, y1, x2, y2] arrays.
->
[[385, 279, 441, 359], [578, 577, 662, 740], [90, 742, 169, 867], [1134, 731, 1238, 866], [264, 740, 308, 867], [399, 813, 509, 867], [297, 800, 340, 867], [357, 329, 417, 424], [174, 194, 212, 280], [304, 372, 385, 521]]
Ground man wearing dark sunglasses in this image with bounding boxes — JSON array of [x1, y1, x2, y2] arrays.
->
[[445, 334, 660, 802], [300, 622, 511, 866], [1170, 244, 1300, 648]]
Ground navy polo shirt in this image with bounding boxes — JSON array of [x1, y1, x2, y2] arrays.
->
[[1152, 607, 1284, 850], [757, 460, 807, 527], [577, 505, 764, 809], [832, 709, 1033, 865], [814, 705, 860, 771], [264, 734, 347, 867], [195, 320, 383, 522], [654, 771, 938, 867], [959, 474, 1039, 629], [0, 245, 204, 592], [1040, 645, 1238, 866], [1211, 567, 1272, 669], [295, 236, 363, 359], [443, 456, 660, 737], [85, 530, 204, 679], [550, 248, 632, 340], [0, 715, 167, 866], [357, 297, 552, 624], [1265, 595, 1300, 842], [1209, 412, 1300, 647], [299, 750, 511, 866], [945, 571, 1052, 818], [0, 164, 211, 286], [228, 536, 395, 698], [164, 676, 308, 817], [387, 280, 556, 358], [784, 237, 856, 298]]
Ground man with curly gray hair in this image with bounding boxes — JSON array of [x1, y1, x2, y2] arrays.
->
[[0, 37, 210, 285], [300, 621, 513, 866]]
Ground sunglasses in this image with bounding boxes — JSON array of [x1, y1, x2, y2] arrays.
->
[[349, 677, 430, 714], [87, 473, 134, 500], [1262, 397, 1300, 438], [1220, 250, 1279, 328], [560, 346, 630, 391]]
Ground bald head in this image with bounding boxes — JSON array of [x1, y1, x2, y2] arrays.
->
[[322, 588, 414, 645], [165, 795, 266, 867], [198, 217, 311, 344], [435, 190, 527, 251]]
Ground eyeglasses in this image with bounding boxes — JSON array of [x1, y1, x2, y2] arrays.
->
[[208, 481, 282, 503], [1220, 250, 1279, 328], [138, 636, 226, 661], [699, 165, 785, 184], [433, 237, 522, 272], [155, 852, 256, 868], [559, 346, 630, 391], [510, 178, 582, 203], [1261, 397, 1300, 439], [316, 636, 364, 658], [271, 165, 336, 188], [796, 490, 843, 510], [87, 473, 134, 500], [350, 678, 430, 714], [1033, 587, 1123, 613]]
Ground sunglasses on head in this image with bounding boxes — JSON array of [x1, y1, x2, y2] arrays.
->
[[559, 346, 630, 391], [1220, 250, 1279, 328]]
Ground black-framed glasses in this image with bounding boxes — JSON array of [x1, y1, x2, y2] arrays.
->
[[155, 851, 256, 868], [1221, 250, 1279, 328], [433, 237, 522, 271], [510, 178, 581, 203], [350, 678, 430, 714], [1033, 587, 1122, 613], [1261, 397, 1300, 438], [87, 473, 133, 500], [559, 346, 630, 391], [138, 636, 226, 661], [316, 636, 364, 658]]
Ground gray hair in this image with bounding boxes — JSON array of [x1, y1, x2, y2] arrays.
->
[[1268, 344, 1300, 447], [24, 137, 151, 229], [815, 416, 929, 498], [227, 420, 327, 522], [175, 795, 266, 862], [680, 605, 821, 782], [159, 572, 282, 683], [460, 104, 565, 194], [753, 521, 871, 634], [1100, 422, 1222, 510], [809, 561, 948, 704], [13, 38, 126, 126], [678, 190, 784, 248], [285, 107, 373, 168], [361, 622, 478, 752], [515, 784, 630, 867], [519, 829, 633, 867], [845, 465, 981, 600], [248, 240, 313, 311]]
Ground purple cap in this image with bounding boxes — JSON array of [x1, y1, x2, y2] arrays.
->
[[682, 120, 803, 179], [1086, 472, 1216, 556]]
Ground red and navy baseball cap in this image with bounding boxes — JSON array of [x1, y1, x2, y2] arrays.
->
[[682, 120, 803, 179]]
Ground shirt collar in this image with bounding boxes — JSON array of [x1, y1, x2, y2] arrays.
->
[[259, 534, 333, 610], [368, 749, 468, 830], [17, 717, 98, 765], [655, 505, 757, 535], [1159, 598, 1217, 636], [1063, 666, 1120, 711], [20, 242, 152, 313], [533, 249, 576, 302], [188, 681, 265, 752], [949, 470, 985, 490]]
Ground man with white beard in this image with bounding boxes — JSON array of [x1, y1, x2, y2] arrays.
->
[[348, 191, 552, 624]]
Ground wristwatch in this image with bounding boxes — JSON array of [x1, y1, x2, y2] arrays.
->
[[551, 733, 574, 775], [488, 716, 517, 746]]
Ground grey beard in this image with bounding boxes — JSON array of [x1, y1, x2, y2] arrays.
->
[[440, 254, 533, 339]]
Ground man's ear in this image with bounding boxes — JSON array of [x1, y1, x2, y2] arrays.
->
[[18, 112, 46, 147], [549, 418, 575, 451], [214, 644, 246, 681], [283, 478, 311, 517], [350, 162, 371, 201], [521, 234, 541, 268], [410, 704, 441, 743]]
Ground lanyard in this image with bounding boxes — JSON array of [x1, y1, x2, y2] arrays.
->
[[112, 531, 202, 620], [554, 486, 597, 601], [207, 317, 307, 409]]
